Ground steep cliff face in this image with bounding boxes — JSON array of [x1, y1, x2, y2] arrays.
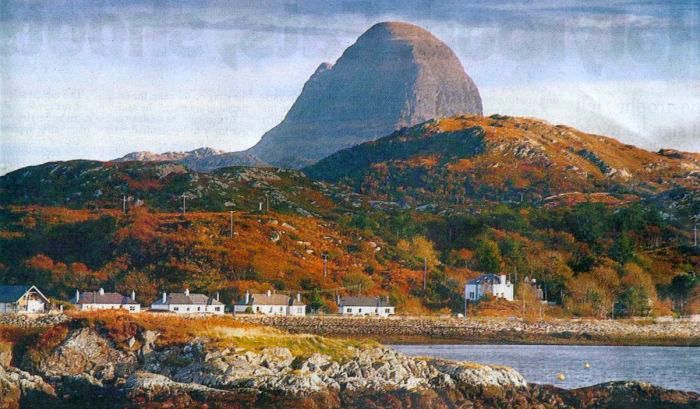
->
[[249, 21, 483, 168]]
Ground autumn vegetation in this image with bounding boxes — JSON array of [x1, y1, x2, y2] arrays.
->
[[1, 116, 698, 319]]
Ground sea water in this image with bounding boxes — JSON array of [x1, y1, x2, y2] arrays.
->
[[391, 344, 700, 393]]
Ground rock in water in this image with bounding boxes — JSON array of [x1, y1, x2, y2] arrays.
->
[[249, 21, 482, 168]]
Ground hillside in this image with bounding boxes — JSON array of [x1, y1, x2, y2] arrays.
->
[[306, 115, 700, 206], [0, 161, 339, 217], [1, 131, 698, 318]]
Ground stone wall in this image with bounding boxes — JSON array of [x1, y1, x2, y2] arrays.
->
[[232, 315, 700, 344]]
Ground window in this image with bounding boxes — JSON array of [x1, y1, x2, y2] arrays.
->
[[385, 308, 390, 313], [198, 307, 201, 311], [174, 307, 179, 311], [358, 308, 362, 313], [347, 308, 352, 313], [215, 307, 220, 311], [129, 306, 135, 311]]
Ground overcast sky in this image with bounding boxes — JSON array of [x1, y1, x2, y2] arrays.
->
[[1, 0, 699, 174]]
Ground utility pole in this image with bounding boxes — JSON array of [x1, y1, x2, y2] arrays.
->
[[464, 293, 468, 318], [230, 211, 234, 238], [323, 253, 328, 278], [423, 257, 427, 292], [266, 194, 270, 213], [122, 195, 127, 214], [694, 224, 697, 247], [611, 302, 615, 320]]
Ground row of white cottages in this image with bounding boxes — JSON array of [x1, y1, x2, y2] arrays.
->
[[2, 273, 519, 317], [0, 286, 396, 317]]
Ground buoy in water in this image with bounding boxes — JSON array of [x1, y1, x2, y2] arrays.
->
[[556, 373, 566, 381], [584, 362, 591, 369]]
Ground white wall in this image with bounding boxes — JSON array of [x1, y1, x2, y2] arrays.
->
[[149, 304, 223, 314], [234, 304, 305, 316], [79, 304, 141, 312], [341, 306, 394, 317]]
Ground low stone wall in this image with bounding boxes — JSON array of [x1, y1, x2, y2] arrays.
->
[[0, 313, 69, 328], [232, 315, 700, 345]]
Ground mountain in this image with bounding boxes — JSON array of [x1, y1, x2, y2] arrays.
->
[[248, 21, 483, 168], [305, 115, 700, 206], [114, 147, 266, 172]]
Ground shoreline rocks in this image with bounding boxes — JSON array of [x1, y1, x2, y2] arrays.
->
[[1, 324, 698, 408]]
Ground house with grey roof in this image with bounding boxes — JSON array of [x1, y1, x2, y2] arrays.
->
[[465, 273, 513, 302], [233, 290, 305, 316], [150, 288, 225, 314], [338, 296, 394, 317], [74, 288, 141, 312], [0, 285, 49, 314]]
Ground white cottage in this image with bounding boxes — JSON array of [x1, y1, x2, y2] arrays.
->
[[233, 290, 305, 316], [150, 289, 225, 314], [465, 273, 514, 302], [338, 296, 395, 317], [0, 285, 49, 313], [74, 288, 141, 312]]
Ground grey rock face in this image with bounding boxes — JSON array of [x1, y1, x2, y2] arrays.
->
[[249, 21, 482, 168], [114, 147, 267, 172]]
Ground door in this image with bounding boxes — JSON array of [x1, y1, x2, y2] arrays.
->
[[26, 299, 44, 313]]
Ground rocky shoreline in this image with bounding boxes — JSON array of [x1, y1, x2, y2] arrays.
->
[[232, 315, 700, 346], [0, 316, 698, 408]]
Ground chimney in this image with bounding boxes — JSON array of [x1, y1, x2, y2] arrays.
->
[[267, 289, 272, 297], [99, 288, 104, 296], [216, 292, 220, 301], [245, 290, 250, 304], [297, 293, 301, 302], [75, 290, 80, 303], [184, 288, 190, 296], [131, 290, 136, 301], [162, 292, 167, 303], [336, 294, 341, 305], [500, 274, 506, 286]]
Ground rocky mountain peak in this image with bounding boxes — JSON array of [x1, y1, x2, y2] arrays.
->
[[248, 21, 482, 168]]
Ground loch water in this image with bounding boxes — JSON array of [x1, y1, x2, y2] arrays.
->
[[391, 344, 700, 393]]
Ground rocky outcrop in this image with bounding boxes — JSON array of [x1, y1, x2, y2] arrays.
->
[[2, 326, 698, 408], [114, 147, 267, 172], [0, 365, 56, 409], [23, 327, 136, 382], [249, 21, 482, 168]]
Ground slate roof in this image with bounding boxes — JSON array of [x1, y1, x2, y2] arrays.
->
[[467, 274, 506, 285], [339, 296, 392, 308], [77, 291, 139, 305], [0, 285, 48, 303], [152, 293, 224, 306], [238, 293, 305, 306]]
